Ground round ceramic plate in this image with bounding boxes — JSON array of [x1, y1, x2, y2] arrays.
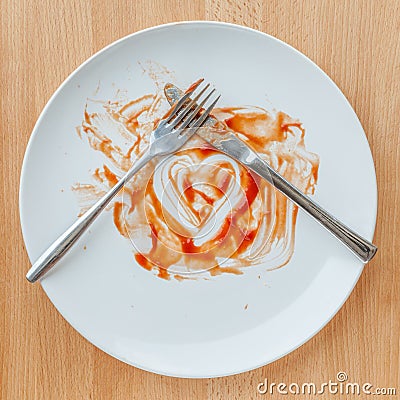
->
[[20, 22, 377, 378]]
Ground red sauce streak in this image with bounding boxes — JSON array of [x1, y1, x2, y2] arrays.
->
[[184, 185, 215, 205], [149, 223, 159, 241], [214, 217, 231, 244], [244, 171, 260, 206], [135, 253, 153, 271], [103, 165, 118, 186], [209, 266, 243, 276], [128, 190, 139, 213], [235, 170, 260, 215], [185, 78, 204, 93], [190, 147, 218, 158], [119, 94, 155, 113], [157, 268, 170, 280], [281, 121, 304, 135], [236, 229, 258, 254], [125, 144, 137, 160], [174, 274, 191, 281], [113, 202, 127, 237], [179, 236, 200, 254]]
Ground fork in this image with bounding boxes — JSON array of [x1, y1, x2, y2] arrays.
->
[[26, 81, 220, 283]]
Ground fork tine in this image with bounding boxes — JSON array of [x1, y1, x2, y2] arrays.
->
[[165, 83, 200, 123], [190, 95, 220, 128], [168, 84, 211, 127], [176, 94, 220, 142], [178, 88, 216, 130]]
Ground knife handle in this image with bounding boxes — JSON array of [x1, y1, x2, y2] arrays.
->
[[250, 157, 377, 263], [26, 151, 152, 283]]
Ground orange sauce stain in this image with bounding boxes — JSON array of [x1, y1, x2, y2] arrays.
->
[[103, 165, 118, 186], [113, 202, 128, 237], [135, 253, 153, 271], [174, 274, 190, 281], [214, 217, 231, 244], [209, 266, 243, 276], [179, 236, 200, 254], [185, 78, 204, 93], [157, 268, 170, 280], [74, 81, 320, 279], [236, 229, 258, 254]]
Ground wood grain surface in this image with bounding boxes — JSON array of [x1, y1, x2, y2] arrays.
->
[[1, 0, 399, 399]]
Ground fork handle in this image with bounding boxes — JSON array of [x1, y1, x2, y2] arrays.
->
[[249, 156, 377, 262], [26, 151, 153, 283]]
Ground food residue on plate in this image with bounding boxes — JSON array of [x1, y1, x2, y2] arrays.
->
[[72, 67, 319, 280]]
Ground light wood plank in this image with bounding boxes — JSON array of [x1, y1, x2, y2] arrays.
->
[[1, 0, 398, 398]]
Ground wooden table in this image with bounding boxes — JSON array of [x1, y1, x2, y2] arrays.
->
[[1, 1, 399, 399]]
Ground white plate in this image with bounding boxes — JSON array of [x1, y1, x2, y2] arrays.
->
[[20, 22, 377, 378]]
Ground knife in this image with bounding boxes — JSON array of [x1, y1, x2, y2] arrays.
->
[[164, 83, 377, 263]]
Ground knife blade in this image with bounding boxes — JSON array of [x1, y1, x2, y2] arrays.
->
[[164, 83, 377, 263]]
